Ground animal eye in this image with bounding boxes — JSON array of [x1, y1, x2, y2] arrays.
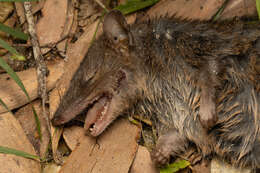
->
[[114, 37, 118, 41]]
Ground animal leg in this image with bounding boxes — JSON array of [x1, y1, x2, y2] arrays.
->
[[199, 59, 219, 129], [150, 128, 189, 167], [199, 84, 217, 129]]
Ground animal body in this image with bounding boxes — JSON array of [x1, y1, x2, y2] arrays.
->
[[52, 10, 260, 171]]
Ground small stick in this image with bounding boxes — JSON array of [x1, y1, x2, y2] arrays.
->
[[23, 2, 51, 135], [13, 34, 72, 48], [94, 0, 108, 12]]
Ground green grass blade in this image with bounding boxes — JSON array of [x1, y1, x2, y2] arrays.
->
[[0, 57, 30, 100], [160, 160, 190, 173], [257, 0, 260, 20], [0, 146, 40, 161], [115, 0, 159, 15], [0, 23, 28, 40], [0, 57, 42, 140], [211, 0, 229, 21], [32, 106, 42, 140], [0, 38, 25, 61], [90, 11, 105, 45], [0, 98, 10, 112]]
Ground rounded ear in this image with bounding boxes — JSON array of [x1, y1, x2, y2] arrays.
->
[[103, 10, 132, 46]]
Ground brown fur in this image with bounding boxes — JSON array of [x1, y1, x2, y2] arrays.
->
[[52, 11, 260, 171]]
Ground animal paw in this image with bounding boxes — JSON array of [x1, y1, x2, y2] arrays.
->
[[151, 147, 171, 167]]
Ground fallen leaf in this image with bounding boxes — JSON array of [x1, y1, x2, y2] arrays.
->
[[220, 0, 257, 19], [145, 0, 257, 21], [14, 100, 50, 158], [0, 2, 13, 23], [36, 0, 68, 54], [59, 118, 140, 173], [146, 0, 225, 20], [14, 2, 26, 25], [130, 145, 159, 173], [0, 112, 41, 173], [56, 0, 76, 54], [63, 126, 84, 151], [0, 60, 64, 114]]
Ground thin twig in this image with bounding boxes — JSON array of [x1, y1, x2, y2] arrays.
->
[[40, 34, 72, 48], [23, 2, 51, 135], [13, 34, 72, 48], [94, 0, 108, 12]]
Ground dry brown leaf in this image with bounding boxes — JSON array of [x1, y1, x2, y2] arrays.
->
[[15, 1, 45, 26], [77, 0, 100, 30], [78, 0, 98, 21], [58, 118, 140, 173], [56, 0, 76, 55], [14, 100, 50, 158], [0, 2, 14, 23], [36, 0, 68, 54], [0, 112, 41, 173], [146, 0, 225, 20], [0, 2, 15, 55], [0, 11, 18, 56], [63, 126, 84, 151], [0, 61, 64, 114], [15, 2, 26, 24], [31, 0, 46, 15], [145, 0, 257, 21], [69, 0, 78, 37], [220, 0, 257, 19], [51, 125, 64, 165], [49, 83, 64, 164], [130, 146, 159, 173]]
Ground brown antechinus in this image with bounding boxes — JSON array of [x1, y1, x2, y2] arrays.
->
[[52, 10, 260, 171]]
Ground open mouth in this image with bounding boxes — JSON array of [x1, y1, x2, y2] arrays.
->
[[83, 93, 114, 136], [52, 70, 127, 136]]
